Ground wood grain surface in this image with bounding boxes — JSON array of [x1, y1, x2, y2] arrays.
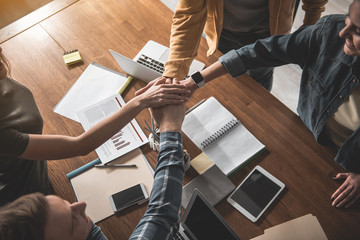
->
[[1, 0, 359, 239]]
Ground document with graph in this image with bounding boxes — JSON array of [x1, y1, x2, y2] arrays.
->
[[182, 97, 265, 176], [77, 93, 148, 164]]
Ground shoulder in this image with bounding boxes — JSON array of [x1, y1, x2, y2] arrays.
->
[[315, 14, 346, 34], [316, 15, 346, 46]]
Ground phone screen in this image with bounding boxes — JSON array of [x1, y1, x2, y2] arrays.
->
[[111, 184, 145, 211], [230, 169, 281, 217]]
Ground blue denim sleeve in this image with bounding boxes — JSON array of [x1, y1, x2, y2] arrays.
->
[[219, 17, 326, 79], [129, 131, 184, 240], [335, 127, 360, 173]]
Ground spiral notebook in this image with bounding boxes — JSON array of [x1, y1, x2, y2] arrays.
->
[[182, 97, 265, 176]]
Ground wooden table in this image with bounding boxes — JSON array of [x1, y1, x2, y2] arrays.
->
[[1, 0, 359, 239]]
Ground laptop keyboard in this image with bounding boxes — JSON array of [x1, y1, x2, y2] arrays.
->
[[137, 54, 165, 74], [173, 232, 185, 240]]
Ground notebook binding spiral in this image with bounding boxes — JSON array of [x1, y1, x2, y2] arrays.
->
[[200, 119, 239, 148]]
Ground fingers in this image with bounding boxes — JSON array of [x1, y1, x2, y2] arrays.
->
[[334, 173, 349, 180], [165, 78, 172, 84], [154, 76, 168, 85], [135, 77, 166, 96], [331, 172, 360, 208], [332, 183, 353, 208], [135, 83, 153, 96], [331, 173, 349, 203], [136, 77, 186, 96], [345, 190, 360, 208]]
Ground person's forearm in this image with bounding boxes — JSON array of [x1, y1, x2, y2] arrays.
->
[[201, 61, 228, 83], [183, 60, 228, 93], [20, 97, 144, 160], [129, 132, 184, 239], [163, 0, 207, 80]]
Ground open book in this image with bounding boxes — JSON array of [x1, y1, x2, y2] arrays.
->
[[182, 97, 265, 176]]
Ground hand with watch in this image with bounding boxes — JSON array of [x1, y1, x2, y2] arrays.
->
[[176, 71, 205, 97]]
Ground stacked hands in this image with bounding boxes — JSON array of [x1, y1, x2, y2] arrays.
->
[[135, 76, 189, 132], [137, 76, 360, 209]]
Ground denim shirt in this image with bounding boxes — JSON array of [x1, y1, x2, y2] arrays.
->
[[219, 14, 360, 172], [87, 132, 184, 240]]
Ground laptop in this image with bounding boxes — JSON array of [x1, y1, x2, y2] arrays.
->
[[173, 189, 241, 240], [109, 40, 205, 82]]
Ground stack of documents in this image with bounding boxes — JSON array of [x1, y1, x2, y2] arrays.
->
[[182, 153, 235, 208]]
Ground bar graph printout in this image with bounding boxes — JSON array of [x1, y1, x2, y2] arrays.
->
[[77, 93, 148, 164]]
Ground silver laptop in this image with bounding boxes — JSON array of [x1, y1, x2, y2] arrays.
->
[[109, 40, 205, 82], [173, 189, 241, 240]]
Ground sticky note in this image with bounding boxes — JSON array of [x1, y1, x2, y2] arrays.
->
[[190, 152, 214, 174], [63, 50, 83, 65]]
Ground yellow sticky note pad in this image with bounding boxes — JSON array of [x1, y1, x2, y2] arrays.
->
[[190, 152, 214, 174], [63, 50, 83, 65]]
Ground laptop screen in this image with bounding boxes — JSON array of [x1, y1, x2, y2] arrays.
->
[[182, 190, 240, 240]]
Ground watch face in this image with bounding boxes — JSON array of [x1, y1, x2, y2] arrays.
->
[[192, 71, 204, 85]]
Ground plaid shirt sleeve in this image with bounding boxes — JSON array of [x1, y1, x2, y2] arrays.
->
[[129, 131, 185, 240]]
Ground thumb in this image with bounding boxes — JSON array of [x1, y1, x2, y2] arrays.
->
[[334, 173, 350, 180]]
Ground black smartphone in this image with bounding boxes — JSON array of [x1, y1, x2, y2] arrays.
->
[[109, 183, 148, 213]]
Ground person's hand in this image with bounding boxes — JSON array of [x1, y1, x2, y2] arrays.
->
[[331, 172, 360, 208], [179, 77, 198, 97], [151, 79, 186, 132], [135, 77, 161, 96], [136, 76, 198, 99], [135, 77, 190, 109]]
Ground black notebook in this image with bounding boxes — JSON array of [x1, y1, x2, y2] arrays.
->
[[182, 97, 265, 176]]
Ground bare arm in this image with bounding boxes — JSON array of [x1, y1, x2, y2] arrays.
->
[[19, 78, 190, 160]]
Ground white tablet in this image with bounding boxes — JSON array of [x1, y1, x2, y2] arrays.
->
[[227, 165, 285, 222]]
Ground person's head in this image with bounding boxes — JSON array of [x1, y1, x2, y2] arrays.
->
[[339, 0, 360, 56], [44, 195, 92, 240], [0, 46, 10, 79], [0, 193, 93, 240], [0, 193, 48, 240]]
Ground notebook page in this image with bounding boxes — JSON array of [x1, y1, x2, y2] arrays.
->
[[182, 97, 265, 176], [182, 97, 236, 148], [204, 123, 264, 176]]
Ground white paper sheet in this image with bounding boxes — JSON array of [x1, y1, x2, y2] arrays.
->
[[54, 62, 127, 122]]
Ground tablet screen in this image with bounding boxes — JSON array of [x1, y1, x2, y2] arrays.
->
[[229, 169, 282, 218]]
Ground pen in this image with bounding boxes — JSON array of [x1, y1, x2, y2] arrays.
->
[[95, 164, 137, 168], [186, 99, 205, 114], [118, 76, 133, 95]]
